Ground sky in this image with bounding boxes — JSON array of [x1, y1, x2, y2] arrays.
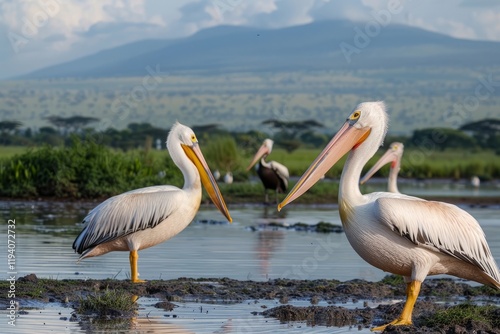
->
[[0, 0, 499, 79]]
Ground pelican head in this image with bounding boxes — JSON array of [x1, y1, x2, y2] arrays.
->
[[246, 138, 274, 171], [360, 142, 404, 185], [168, 122, 232, 222], [278, 102, 387, 210]]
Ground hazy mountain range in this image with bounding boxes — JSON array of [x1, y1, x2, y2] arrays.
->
[[22, 20, 500, 79]]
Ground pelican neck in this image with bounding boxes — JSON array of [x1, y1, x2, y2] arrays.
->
[[167, 141, 201, 191], [260, 156, 271, 169]]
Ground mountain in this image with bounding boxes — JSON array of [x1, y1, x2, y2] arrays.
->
[[22, 20, 500, 78]]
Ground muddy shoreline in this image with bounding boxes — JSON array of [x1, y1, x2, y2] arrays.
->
[[5, 274, 500, 333]]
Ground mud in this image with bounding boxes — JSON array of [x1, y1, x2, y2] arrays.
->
[[4, 274, 500, 333]]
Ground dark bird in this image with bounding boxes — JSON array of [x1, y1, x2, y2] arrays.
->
[[247, 139, 289, 203]]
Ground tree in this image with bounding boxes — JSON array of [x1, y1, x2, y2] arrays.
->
[[0, 120, 22, 144], [262, 119, 324, 152], [0, 120, 22, 135], [409, 128, 477, 151], [46, 115, 99, 134], [460, 119, 500, 150]]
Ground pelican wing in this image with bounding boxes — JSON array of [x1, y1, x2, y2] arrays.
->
[[269, 160, 289, 188], [73, 186, 183, 254], [376, 197, 500, 282]]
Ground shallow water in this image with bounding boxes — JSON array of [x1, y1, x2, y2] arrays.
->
[[3, 297, 379, 334], [0, 188, 499, 333]]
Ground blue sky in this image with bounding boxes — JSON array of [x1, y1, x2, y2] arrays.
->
[[0, 0, 499, 79]]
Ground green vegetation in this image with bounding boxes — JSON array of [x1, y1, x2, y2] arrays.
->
[[419, 302, 500, 329], [0, 146, 29, 158], [77, 288, 137, 316], [0, 137, 182, 198], [0, 139, 499, 200]]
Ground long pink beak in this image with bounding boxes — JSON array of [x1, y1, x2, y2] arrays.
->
[[278, 122, 371, 211], [246, 144, 269, 171], [359, 148, 399, 185]]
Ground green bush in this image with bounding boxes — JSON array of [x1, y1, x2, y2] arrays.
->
[[0, 137, 182, 199]]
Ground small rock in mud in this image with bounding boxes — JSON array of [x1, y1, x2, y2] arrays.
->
[[262, 305, 372, 327], [18, 273, 38, 283], [154, 301, 177, 311]]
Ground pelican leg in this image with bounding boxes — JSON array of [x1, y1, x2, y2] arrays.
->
[[372, 281, 421, 331], [129, 250, 146, 283], [264, 190, 269, 204]]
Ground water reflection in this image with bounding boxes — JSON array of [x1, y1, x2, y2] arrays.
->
[[261, 205, 288, 219], [256, 231, 284, 278]]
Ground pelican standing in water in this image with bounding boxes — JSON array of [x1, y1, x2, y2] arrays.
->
[[73, 122, 232, 283], [360, 142, 404, 193], [278, 102, 500, 331], [247, 139, 289, 203]]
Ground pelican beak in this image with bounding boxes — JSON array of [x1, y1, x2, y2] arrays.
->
[[182, 143, 232, 223], [278, 122, 371, 211], [246, 144, 269, 171], [359, 149, 398, 185]]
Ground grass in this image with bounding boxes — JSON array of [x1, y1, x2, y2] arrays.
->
[[0, 138, 498, 200], [0, 146, 30, 158], [419, 302, 500, 329], [77, 288, 137, 316]]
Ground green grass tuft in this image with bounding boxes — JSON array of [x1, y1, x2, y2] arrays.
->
[[380, 274, 405, 286], [419, 302, 500, 329], [77, 288, 137, 316]]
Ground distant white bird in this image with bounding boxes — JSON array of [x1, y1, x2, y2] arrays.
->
[[360, 142, 404, 193], [223, 171, 233, 184], [213, 169, 221, 181], [246, 139, 289, 203], [471, 176, 480, 188], [73, 122, 232, 283], [278, 102, 500, 331]]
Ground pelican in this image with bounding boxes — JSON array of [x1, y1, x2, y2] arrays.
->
[[278, 102, 500, 331], [224, 171, 233, 184], [360, 142, 404, 193], [73, 122, 232, 283], [246, 139, 289, 203], [471, 176, 480, 188]]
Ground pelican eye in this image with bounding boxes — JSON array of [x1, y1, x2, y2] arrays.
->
[[351, 111, 360, 119], [393, 145, 398, 150], [190, 134, 197, 142]]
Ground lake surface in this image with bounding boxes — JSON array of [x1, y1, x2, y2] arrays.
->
[[0, 183, 499, 333]]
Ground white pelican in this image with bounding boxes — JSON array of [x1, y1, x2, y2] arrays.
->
[[246, 139, 289, 203], [213, 169, 221, 181], [224, 171, 233, 184], [360, 142, 404, 193], [73, 122, 232, 283], [278, 102, 500, 331], [471, 176, 480, 188]]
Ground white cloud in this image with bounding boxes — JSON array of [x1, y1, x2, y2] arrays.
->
[[472, 10, 500, 41], [1, 0, 500, 79]]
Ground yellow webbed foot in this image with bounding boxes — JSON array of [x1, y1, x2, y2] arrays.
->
[[372, 319, 412, 332], [131, 278, 146, 283]]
